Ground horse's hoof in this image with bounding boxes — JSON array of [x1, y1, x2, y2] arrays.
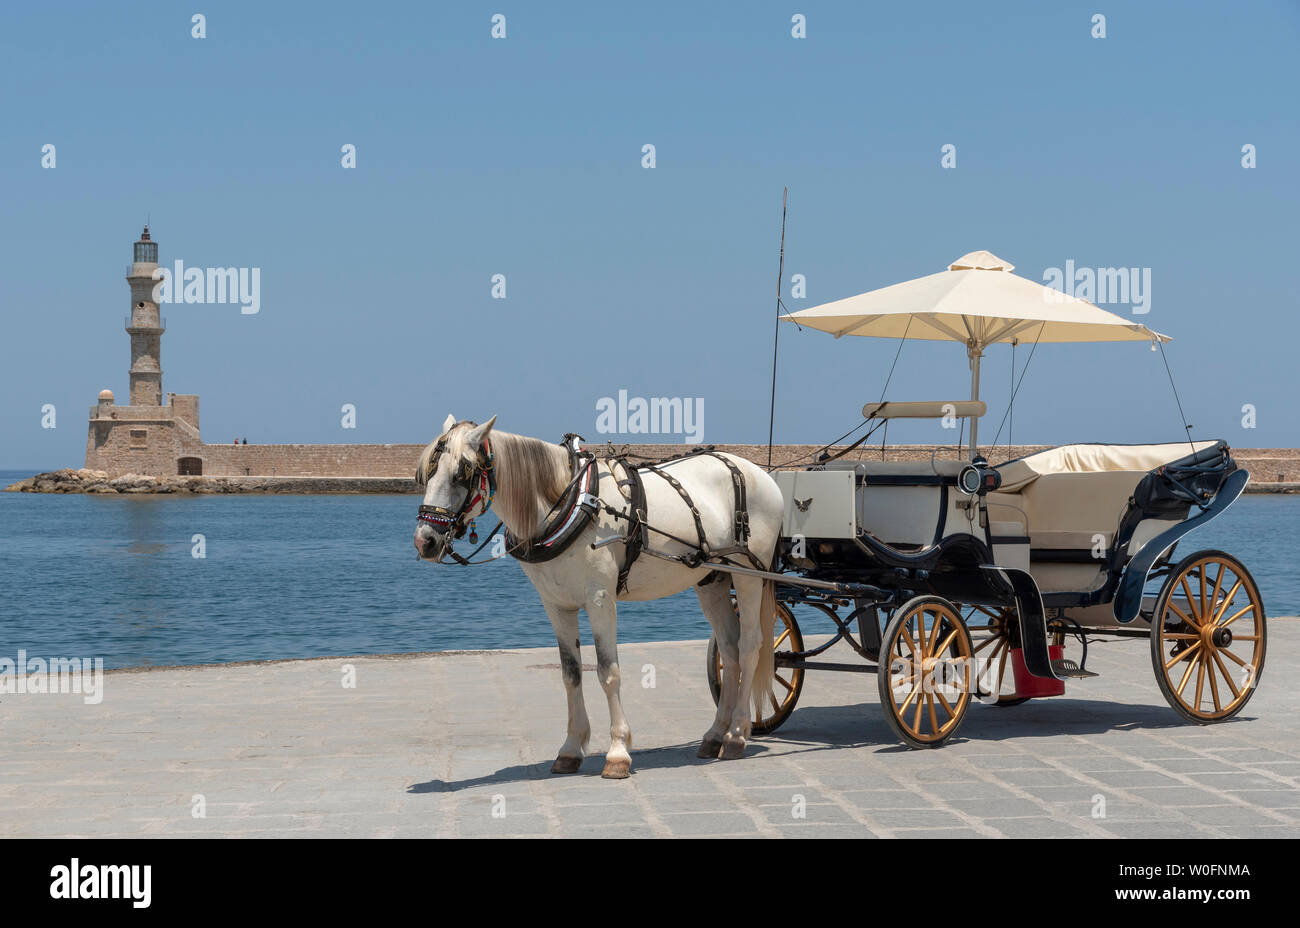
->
[[697, 738, 723, 759], [719, 739, 746, 760], [601, 757, 631, 779], [551, 755, 583, 775]]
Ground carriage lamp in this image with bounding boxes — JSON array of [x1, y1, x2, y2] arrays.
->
[[957, 462, 1001, 495]]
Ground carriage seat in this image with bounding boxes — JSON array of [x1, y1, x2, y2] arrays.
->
[[988, 442, 1219, 560], [993, 473, 1137, 553]]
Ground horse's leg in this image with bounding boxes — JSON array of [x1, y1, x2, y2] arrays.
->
[[721, 574, 765, 759], [542, 600, 590, 774], [695, 580, 741, 759], [585, 587, 632, 779]]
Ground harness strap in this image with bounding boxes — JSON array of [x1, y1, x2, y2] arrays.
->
[[598, 449, 766, 577], [641, 462, 710, 559], [701, 451, 750, 546], [507, 437, 601, 564], [609, 457, 646, 594]]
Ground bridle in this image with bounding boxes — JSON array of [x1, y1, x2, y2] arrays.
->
[[416, 430, 599, 568], [416, 432, 497, 564]]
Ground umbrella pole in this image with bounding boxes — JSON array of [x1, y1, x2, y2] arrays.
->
[[968, 345, 982, 458]]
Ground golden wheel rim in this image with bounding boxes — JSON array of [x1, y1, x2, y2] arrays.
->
[[965, 605, 1022, 704], [1155, 554, 1264, 721], [713, 602, 804, 732], [884, 600, 973, 744]]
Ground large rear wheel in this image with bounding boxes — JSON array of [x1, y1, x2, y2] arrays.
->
[[1151, 550, 1265, 723]]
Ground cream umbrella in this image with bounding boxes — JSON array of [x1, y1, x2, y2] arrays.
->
[[783, 250, 1168, 451]]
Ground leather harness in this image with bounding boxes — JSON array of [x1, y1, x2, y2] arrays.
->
[[506, 435, 602, 564], [418, 431, 766, 586], [596, 445, 765, 591]]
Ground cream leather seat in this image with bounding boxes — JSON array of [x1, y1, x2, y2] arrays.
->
[[988, 442, 1217, 592]]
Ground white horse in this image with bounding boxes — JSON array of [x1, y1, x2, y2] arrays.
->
[[413, 415, 784, 778]]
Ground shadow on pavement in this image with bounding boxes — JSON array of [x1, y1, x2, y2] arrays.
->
[[407, 740, 774, 792], [407, 698, 1256, 792]]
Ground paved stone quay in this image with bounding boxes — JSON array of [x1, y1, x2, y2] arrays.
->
[[4, 621, 1298, 839]]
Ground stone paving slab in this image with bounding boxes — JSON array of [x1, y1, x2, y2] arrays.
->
[[2, 621, 1298, 838]]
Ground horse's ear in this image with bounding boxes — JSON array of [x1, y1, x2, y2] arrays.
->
[[465, 415, 497, 447], [441, 413, 457, 434]]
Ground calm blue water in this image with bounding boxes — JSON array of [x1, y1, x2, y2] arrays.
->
[[2, 469, 1297, 669]]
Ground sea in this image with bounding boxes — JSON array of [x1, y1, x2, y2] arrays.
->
[[2, 469, 1297, 670]]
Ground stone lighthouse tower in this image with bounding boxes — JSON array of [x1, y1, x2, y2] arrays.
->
[[126, 226, 164, 406], [86, 226, 201, 476]]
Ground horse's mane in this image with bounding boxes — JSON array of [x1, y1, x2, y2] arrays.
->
[[418, 424, 569, 540]]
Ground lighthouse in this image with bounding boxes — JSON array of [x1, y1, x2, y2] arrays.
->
[[86, 226, 201, 476], [126, 226, 164, 406]]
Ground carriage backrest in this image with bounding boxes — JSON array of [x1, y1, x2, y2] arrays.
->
[[991, 440, 1222, 542], [993, 471, 1147, 548], [996, 441, 1220, 492]]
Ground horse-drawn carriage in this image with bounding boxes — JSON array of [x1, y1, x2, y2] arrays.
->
[[705, 251, 1266, 749], [416, 249, 1267, 773]]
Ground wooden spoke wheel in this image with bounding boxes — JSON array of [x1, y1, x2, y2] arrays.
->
[[878, 596, 974, 748], [1151, 550, 1266, 724], [706, 600, 805, 735], [963, 605, 1029, 707]]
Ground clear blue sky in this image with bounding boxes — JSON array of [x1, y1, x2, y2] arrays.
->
[[2, 0, 1297, 470]]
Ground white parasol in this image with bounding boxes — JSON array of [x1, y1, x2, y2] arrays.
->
[[783, 250, 1168, 451]]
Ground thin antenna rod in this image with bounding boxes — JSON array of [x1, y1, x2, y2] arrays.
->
[[765, 187, 788, 470], [1155, 339, 1196, 455]]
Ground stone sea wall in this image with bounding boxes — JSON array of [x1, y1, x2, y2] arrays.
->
[[8, 443, 1300, 494]]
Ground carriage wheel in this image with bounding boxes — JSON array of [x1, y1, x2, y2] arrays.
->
[[706, 601, 805, 735], [878, 596, 974, 748], [1151, 550, 1266, 724], [964, 605, 1029, 707]]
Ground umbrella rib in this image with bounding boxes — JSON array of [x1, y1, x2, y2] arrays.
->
[[920, 314, 969, 343], [986, 318, 1040, 344], [832, 314, 882, 338]]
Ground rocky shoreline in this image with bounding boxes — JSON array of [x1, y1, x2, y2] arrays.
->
[[3, 468, 415, 495]]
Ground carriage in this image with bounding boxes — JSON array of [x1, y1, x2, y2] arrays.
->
[[706, 252, 1267, 749], [416, 249, 1268, 772]]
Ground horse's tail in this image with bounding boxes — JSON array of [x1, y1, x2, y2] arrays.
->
[[750, 575, 778, 724]]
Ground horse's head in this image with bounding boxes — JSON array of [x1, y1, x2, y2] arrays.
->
[[414, 413, 497, 561]]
